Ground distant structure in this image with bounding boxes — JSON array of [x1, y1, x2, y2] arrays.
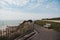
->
[[43, 23, 51, 28]]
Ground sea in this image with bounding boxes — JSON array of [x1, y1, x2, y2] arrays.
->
[[0, 20, 24, 30]]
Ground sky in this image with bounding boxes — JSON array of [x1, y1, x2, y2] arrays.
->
[[0, 0, 60, 20]]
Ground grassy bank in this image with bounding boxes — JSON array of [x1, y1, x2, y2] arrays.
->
[[34, 20, 60, 32], [42, 17, 60, 20], [0, 21, 34, 40]]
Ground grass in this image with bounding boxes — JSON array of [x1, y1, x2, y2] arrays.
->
[[42, 17, 60, 20], [34, 20, 60, 32], [0, 21, 34, 40]]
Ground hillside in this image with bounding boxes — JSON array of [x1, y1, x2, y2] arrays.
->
[[42, 17, 60, 20], [34, 20, 60, 31]]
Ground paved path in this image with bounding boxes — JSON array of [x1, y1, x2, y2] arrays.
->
[[43, 20, 60, 23], [27, 24, 60, 40]]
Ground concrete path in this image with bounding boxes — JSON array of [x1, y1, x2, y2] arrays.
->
[[27, 24, 60, 40], [43, 20, 60, 23]]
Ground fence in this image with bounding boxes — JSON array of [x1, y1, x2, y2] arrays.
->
[[0, 24, 34, 40]]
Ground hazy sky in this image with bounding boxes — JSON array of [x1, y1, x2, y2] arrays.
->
[[0, 0, 60, 20]]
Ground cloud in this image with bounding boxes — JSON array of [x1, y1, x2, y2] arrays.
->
[[0, 9, 25, 20], [0, 0, 60, 12], [0, 0, 60, 20], [0, 9, 59, 20], [0, 0, 29, 9]]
